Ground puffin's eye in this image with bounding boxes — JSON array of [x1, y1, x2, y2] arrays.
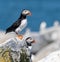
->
[[27, 38, 31, 41], [30, 38, 32, 40], [29, 38, 33, 41], [25, 10, 27, 12]]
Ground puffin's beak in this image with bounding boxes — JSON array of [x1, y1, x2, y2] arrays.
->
[[32, 40, 35, 43], [28, 12, 32, 16]]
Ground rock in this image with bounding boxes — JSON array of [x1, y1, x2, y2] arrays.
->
[[0, 36, 30, 62], [32, 40, 60, 62], [38, 50, 60, 62]]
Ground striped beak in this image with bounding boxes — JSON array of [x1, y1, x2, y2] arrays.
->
[[28, 12, 32, 16], [31, 40, 35, 43]]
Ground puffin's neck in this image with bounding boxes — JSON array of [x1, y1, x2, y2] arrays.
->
[[26, 42, 32, 46], [19, 14, 26, 20]]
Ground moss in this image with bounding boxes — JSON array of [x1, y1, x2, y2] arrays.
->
[[2, 49, 14, 62], [0, 47, 30, 62], [20, 49, 30, 62]]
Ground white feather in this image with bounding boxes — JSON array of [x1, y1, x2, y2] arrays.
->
[[15, 19, 27, 33]]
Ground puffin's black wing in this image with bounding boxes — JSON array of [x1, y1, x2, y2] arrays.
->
[[6, 19, 21, 33]]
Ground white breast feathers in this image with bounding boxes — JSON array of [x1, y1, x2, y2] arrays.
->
[[15, 19, 27, 33]]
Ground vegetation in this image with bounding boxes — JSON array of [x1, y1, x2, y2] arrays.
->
[[20, 49, 30, 62], [0, 47, 30, 62]]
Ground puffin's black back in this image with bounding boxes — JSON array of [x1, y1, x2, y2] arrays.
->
[[6, 18, 21, 33]]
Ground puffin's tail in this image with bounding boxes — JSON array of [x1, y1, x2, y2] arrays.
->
[[0, 31, 17, 44]]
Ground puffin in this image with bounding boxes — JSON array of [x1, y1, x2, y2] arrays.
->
[[6, 9, 31, 34], [25, 37, 35, 62], [25, 37, 35, 48]]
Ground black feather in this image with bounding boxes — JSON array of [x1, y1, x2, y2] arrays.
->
[[6, 19, 21, 33], [6, 12, 27, 34]]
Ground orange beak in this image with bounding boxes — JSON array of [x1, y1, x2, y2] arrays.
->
[[32, 40, 35, 43], [29, 12, 32, 16], [28, 12, 32, 16]]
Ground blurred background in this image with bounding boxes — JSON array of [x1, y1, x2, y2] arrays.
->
[[0, 0, 60, 32], [0, 0, 60, 62]]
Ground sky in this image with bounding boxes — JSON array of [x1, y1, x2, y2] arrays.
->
[[0, 0, 60, 32]]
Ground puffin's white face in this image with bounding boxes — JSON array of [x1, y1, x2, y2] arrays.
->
[[26, 37, 35, 43], [26, 37, 33, 42], [22, 10, 31, 16]]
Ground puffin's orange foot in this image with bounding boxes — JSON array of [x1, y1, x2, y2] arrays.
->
[[17, 34, 23, 40]]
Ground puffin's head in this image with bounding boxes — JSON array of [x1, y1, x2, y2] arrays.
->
[[25, 37, 35, 46], [22, 9, 31, 16]]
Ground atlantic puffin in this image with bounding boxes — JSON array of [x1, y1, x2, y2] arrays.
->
[[25, 37, 35, 62], [25, 37, 35, 48], [6, 9, 31, 34]]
